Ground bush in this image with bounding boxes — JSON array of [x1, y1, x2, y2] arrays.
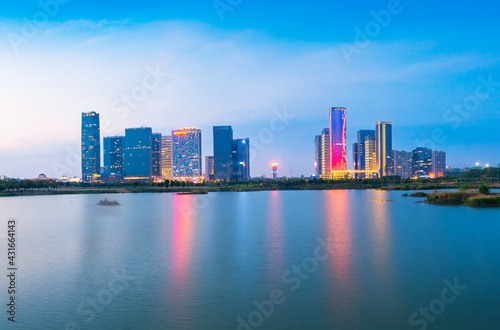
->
[[459, 184, 470, 191], [479, 184, 490, 195]]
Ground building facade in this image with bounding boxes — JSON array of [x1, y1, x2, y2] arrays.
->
[[412, 147, 433, 177], [320, 128, 330, 176], [172, 128, 202, 182], [376, 122, 393, 177], [81, 111, 101, 182], [161, 136, 173, 180], [103, 136, 124, 176], [329, 107, 347, 171], [205, 156, 214, 181], [213, 126, 233, 180], [271, 163, 278, 180], [124, 127, 152, 178], [432, 151, 447, 177], [152, 133, 162, 177], [314, 135, 322, 177], [357, 129, 375, 177], [392, 150, 412, 179], [365, 136, 377, 178], [232, 138, 250, 180]]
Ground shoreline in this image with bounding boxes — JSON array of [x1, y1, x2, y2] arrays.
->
[[2, 182, 496, 198]]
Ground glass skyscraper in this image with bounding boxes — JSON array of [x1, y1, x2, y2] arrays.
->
[[232, 138, 250, 180], [392, 150, 412, 179], [432, 151, 447, 176], [376, 122, 393, 177], [124, 127, 153, 178], [81, 111, 100, 182], [213, 126, 233, 180], [329, 107, 347, 171], [357, 129, 375, 176], [412, 147, 433, 177], [320, 128, 330, 176], [103, 136, 124, 176], [152, 133, 162, 177], [172, 128, 202, 182]]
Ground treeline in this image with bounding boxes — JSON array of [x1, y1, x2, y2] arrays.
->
[[0, 179, 62, 192]]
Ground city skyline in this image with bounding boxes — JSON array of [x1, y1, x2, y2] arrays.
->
[[1, 1, 499, 178]]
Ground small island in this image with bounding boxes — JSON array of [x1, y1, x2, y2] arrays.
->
[[97, 198, 120, 206], [426, 185, 500, 207]]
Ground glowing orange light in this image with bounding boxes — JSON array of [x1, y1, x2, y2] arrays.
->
[[271, 162, 278, 167], [174, 131, 188, 135]]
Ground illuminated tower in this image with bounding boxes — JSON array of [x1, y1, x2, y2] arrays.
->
[[161, 135, 173, 180], [320, 128, 330, 176], [152, 133, 162, 177], [375, 122, 392, 177], [271, 163, 279, 180], [213, 126, 233, 180], [81, 111, 100, 182], [365, 136, 376, 178], [329, 107, 347, 171], [172, 128, 202, 182]]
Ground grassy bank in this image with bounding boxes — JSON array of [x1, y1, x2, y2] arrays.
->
[[426, 190, 500, 207]]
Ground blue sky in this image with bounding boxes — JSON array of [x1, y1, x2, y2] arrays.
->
[[0, 0, 499, 178]]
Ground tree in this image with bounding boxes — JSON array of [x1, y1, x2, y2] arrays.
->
[[164, 180, 170, 188], [479, 184, 490, 195]]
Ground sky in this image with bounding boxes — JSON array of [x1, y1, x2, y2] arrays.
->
[[0, 0, 499, 179]]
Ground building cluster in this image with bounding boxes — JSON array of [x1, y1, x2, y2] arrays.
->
[[81, 112, 250, 183], [315, 107, 447, 179]]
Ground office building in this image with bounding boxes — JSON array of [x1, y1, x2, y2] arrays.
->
[[412, 147, 433, 177], [353, 143, 359, 174], [213, 126, 233, 180], [205, 156, 214, 181], [81, 111, 101, 182], [365, 136, 376, 178], [232, 138, 250, 180], [172, 127, 202, 182], [152, 133, 162, 177], [357, 130, 375, 176], [314, 135, 322, 177], [161, 136, 173, 180], [432, 151, 447, 177], [320, 128, 330, 176], [376, 122, 393, 177], [103, 136, 124, 176], [329, 107, 347, 171], [392, 150, 412, 179], [124, 127, 152, 178]]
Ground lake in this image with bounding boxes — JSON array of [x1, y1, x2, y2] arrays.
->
[[1, 190, 499, 329]]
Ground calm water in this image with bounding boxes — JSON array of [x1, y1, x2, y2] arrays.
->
[[1, 190, 499, 329]]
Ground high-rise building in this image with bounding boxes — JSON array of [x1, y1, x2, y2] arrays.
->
[[329, 107, 347, 171], [432, 151, 446, 177], [81, 111, 101, 182], [271, 163, 279, 180], [353, 143, 359, 173], [392, 150, 412, 179], [152, 133, 162, 177], [412, 147, 433, 177], [124, 127, 152, 178], [365, 136, 376, 178], [376, 122, 393, 177], [161, 136, 173, 180], [320, 128, 330, 176], [357, 130, 376, 176], [103, 136, 124, 176], [213, 126, 233, 180], [205, 156, 214, 181], [232, 138, 250, 180], [314, 135, 322, 177], [172, 128, 202, 182]]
